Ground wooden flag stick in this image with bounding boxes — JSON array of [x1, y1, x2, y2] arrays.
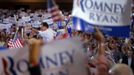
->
[[13, 27, 19, 40], [21, 27, 24, 39]]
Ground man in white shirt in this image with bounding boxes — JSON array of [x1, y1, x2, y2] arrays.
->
[[38, 22, 56, 43]]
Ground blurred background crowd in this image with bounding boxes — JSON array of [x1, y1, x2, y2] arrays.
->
[[0, 0, 134, 75], [0, 8, 134, 73]]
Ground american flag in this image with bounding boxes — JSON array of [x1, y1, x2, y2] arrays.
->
[[8, 38, 23, 49], [47, 0, 64, 22]]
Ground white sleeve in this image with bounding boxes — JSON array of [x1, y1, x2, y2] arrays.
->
[[49, 29, 57, 36], [38, 31, 42, 36]]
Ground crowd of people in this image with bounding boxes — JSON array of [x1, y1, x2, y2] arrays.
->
[[82, 30, 134, 73], [0, 8, 71, 48], [0, 8, 134, 75]]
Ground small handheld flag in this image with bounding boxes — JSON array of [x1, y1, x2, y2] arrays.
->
[[8, 27, 23, 49], [8, 38, 23, 49]]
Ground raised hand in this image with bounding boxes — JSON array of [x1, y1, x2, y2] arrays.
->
[[94, 27, 105, 43]]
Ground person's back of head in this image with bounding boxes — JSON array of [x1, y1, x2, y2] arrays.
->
[[109, 64, 133, 75], [42, 22, 49, 28], [41, 22, 49, 31]]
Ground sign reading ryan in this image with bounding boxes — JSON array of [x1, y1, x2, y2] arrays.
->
[[72, 0, 132, 37]]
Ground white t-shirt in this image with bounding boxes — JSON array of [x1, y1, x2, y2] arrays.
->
[[39, 28, 56, 43]]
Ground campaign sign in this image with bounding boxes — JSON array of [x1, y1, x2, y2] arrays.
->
[[0, 37, 88, 75], [72, 0, 132, 37]]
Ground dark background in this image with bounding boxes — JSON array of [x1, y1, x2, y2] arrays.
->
[[0, 0, 73, 11], [0, 0, 133, 11]]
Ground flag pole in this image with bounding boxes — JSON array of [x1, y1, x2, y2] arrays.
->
[[21, 27, 24, 39], [13, 27, 19, 40], [13, 14, 19, 40]]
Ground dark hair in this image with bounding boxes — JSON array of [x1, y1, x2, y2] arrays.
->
[[42, 22, 49, 28]]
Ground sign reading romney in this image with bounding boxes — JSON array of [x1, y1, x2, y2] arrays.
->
[[0, 37, 88, 75], [72, 0, 132, 37]]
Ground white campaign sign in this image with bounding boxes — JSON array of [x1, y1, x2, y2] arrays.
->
[[0, 38, 88, 75], [0, 23, 12, 30], [72, 0, 132, 26], [72, 0, 132, 37], [43, 19, 53, 25]]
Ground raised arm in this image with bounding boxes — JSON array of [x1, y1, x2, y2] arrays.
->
[[94, 27, 109, 75], [28, 38, 43, 75]]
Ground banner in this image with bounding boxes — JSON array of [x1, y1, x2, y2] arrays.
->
[[72, 0, 132, 37], [0, 38, 88, 75]]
